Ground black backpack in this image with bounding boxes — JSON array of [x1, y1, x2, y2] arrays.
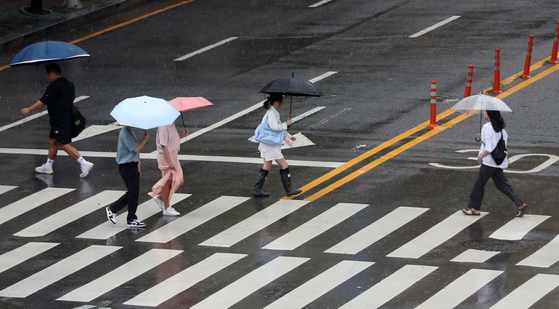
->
[[70, 106, 86, 138], [491, 131, 507, 165]]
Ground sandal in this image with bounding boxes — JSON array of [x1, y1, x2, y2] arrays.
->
[[462, 209, 480, 216], [516, 204, 527, 217]]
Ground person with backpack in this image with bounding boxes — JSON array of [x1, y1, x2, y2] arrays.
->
[[462, 110, 527, 217]]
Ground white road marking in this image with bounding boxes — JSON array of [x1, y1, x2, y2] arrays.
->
[[57, 249, 183, 302], [76, 193, 191, 240], [264, 260, 373, 309], [0, 188, 75, 227], [72, 122, 121, 142], [136, 196, 249, 243], [0, 242, 60, 274], [409, 16, 461, 38], [199, 200, 309, 248], [0, 148, 343, 168], [415, 269, 503, 309], [517, 235, 559, 268], [263, 203, 368, 251], [123, 253, 247, 307], [339, 265, 438, 309], [0, 96, 89, 133], [0, 185, 17, 195], [0, 245, 121, 298], [387, 211, 487, 259], [191, 256, 310, 309], [489, 215, 550, 240], [489, 274, 559, 309], [325, 206, 428, 255], [309, 0, 332, 8], [177, 71, 337, 144], [174, 37, 238, 61], [451, 249, 500, 263], [14, 190, 124, 237]]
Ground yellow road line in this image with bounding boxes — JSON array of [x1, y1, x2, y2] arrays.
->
[[0, 0, 195, 71], [288, 60, 559, 202]]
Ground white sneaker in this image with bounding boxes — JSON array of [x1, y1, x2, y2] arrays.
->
[[162, 206, 180, 216], [152, 196, 165, 210], [106, 207, 116, 224], [127, 219, 146, 228], [35, 164, 53, 175], [79, 162, 94, 178]]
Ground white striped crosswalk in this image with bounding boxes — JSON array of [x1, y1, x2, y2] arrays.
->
[[0, 185, 558, 308]]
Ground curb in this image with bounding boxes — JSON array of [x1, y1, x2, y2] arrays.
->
[[0, 0, 154, 55]]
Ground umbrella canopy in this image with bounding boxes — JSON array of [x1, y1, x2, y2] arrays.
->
[[259, 77, 323, 97], [168, 97, 213, 112], [451, 94, 513, 114], [10, 41, 90, 66], [110, 96, 180, 130]]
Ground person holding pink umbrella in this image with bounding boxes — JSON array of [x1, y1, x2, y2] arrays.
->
[[149, 124, 188, 216]]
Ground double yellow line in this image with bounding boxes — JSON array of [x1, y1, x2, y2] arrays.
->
[[286, 56, 559, 202]]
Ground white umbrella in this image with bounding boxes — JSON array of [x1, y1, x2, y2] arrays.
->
[[110, 96, 180, 130], [452, 94, 513, 142], [451, 94, 513, 114]]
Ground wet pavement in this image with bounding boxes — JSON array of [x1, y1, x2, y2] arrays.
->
[[1, 0, 559, 308]]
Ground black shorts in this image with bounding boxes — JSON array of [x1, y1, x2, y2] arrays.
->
[[49, 127, 72, 145]]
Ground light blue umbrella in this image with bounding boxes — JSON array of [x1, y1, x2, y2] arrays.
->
[[10, 41, 90, 66], [110, 96, 180, 130]]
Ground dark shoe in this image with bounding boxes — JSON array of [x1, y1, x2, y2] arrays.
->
[[280, 167, 302, 196], [516, 204, 527, 217], [106, 207, 116, 224], [253, 169, 270, 197], [462, 208, 480, 216], [127, 219, 146, 228]]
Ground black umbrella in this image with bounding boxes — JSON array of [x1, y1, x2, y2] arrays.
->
[[259, 75, 323, 120]]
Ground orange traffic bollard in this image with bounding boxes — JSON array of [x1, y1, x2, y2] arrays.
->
[[464, 65, 474, 97], [550, 21, 559, 64], [428, 81, 438, 128], [521, 35, 534, 79], [493, 50, 502, 94]]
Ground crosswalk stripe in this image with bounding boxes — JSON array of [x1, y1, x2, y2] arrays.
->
[[0, 245, 120, 298], [14, 190, 124, 237], [517, 235, 559, 268], [191, 256, 310, 309], [123, 253, 247, 307], [387, 210, 487, 259], [0, 242, 60, 274], [451, 249, 500, 264], [0, 188, 75, 227], [263, 203, 368, 251], [137, 196, 249, 244], [57, 249, 183, 302], [264, 260, 373, 309], [76, 194, 191, 240], [0, 185, 17, 195], [325, 206, 428, 255], [339, 264, 438, 309], [489, 215, 550, 240], [415, 269, 503, 309], [198, 200, 309, 248], [488, 274, 559, 309]]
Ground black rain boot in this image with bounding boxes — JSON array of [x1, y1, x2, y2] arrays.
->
[[253, 169, 270, 197], [280, 167, 302, 196]]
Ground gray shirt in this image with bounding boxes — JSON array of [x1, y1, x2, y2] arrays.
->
[[115, 127, 140, 164]]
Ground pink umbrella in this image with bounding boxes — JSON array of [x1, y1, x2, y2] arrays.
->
[[168, 97, 213, 128]]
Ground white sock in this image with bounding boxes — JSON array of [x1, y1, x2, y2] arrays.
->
[[77, 156, 87, 166], [45, 158, 54, 168]]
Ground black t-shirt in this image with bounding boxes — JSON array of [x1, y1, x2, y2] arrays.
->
[[40, 77, 75, 129]]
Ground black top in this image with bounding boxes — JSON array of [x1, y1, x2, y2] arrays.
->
[[40, 77, 75, 129]]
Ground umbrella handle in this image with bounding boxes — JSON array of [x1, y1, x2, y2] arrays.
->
[[475, 137, 481, 142], [180, 113, 186, 130]]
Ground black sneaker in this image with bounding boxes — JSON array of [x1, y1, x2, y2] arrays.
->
[[106, 207, 116, 224], [127, 219, 146, 228]]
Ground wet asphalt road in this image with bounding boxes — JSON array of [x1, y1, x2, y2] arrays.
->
[[1, 0, 559, 308]]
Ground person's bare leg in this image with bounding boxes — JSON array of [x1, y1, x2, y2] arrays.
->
[[48, 138, 58, 160], [263, 160, 273, 171], [160, 179, 172, 209], [275, 158, 289, 169], [59, 143, 80, 160]]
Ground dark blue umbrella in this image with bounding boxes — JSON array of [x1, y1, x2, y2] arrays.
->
[[10, 41, 90, 67]]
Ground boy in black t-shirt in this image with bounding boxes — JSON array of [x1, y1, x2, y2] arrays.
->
[[20, 63, 94, 178]]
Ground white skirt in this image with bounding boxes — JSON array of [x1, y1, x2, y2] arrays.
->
[[259, 143, 284, 161]]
